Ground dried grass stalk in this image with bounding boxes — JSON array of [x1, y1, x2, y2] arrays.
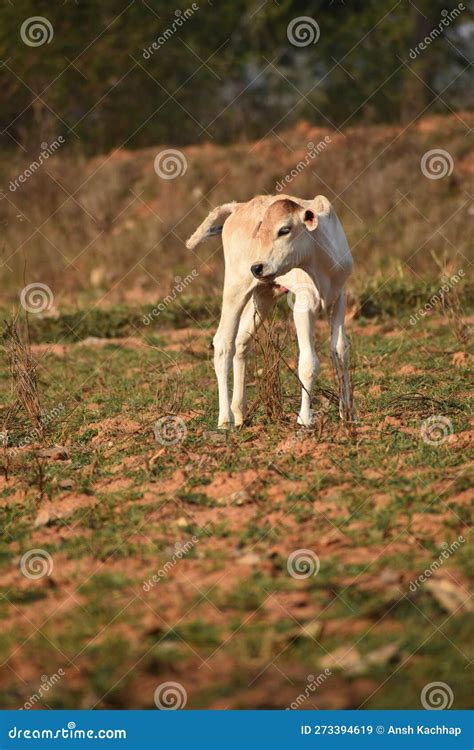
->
[[3, 317, 43, 433], [254, 315, 287, 423]]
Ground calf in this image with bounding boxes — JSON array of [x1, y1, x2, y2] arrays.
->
[[186, 194, 354, 428]]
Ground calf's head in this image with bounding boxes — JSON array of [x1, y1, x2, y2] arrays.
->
[[251, 199, 318, 281]]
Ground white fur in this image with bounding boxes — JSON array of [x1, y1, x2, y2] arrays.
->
[[186, 194, 354, 427]]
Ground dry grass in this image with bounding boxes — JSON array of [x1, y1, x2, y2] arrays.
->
[[252, 316, 287, 424], [440, 275, 470, 348], [0, 114, 472, 308], [2, 316, 43, 434], [427, 253, 470, 348]]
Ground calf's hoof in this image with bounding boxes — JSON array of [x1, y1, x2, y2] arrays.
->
[[217, 414, 234, 430], [231, 409, 245, 428], [297, 410, 315, 428]]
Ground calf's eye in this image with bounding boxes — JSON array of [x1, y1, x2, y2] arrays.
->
[[277, 226, 291, 237]]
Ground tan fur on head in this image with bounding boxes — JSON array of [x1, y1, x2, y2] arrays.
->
[[265, 198, 301, 219], [257, 199, 301, 242], [257, 198, 319, 245]]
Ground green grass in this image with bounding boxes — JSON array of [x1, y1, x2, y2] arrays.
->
[[1, 277, 471, 344], [0, 292, 472, 709]]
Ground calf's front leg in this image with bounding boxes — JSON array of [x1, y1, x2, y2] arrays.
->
[[214, 282, 253, 428], [293, 295, 320, 427], [231, 287, 276, 427]]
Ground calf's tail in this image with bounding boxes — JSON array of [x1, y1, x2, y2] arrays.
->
[[185, 202, 238, 249]]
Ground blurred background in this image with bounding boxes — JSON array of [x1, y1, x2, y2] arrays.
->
[[0, 3, 472, 711], [0, 0, 472, 306]]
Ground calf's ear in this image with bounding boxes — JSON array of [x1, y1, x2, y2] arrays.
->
[[301, 208, 318, 231]]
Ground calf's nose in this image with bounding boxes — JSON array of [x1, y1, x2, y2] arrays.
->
[[251, 263, 264, 278]]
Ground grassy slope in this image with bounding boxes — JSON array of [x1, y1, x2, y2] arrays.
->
[[0, 298, 472, 709], [0, 113, 472, 306], [0, 113, 472, 709]]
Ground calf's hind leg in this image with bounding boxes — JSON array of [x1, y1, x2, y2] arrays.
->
[[329, 290, 355, 422], [292, 290, 320, 427]]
